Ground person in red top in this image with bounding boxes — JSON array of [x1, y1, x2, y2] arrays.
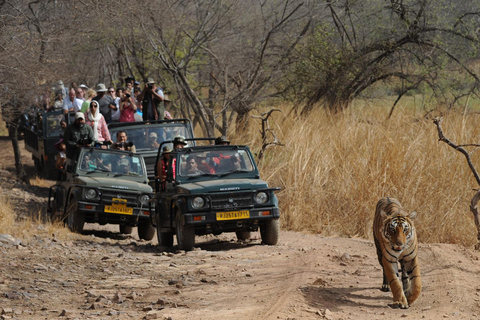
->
[[119, 90, 137, 122]]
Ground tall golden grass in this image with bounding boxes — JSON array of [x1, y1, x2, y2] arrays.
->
[[244, 100, 480, 247]]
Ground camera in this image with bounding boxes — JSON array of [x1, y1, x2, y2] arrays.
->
[[148, 84, 153, 89], [125, 93, 131, 98], [78, 137, 92, 146], [114, 141, 133, 149]]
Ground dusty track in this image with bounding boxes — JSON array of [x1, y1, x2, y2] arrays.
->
[[1, 138, 480, 320]]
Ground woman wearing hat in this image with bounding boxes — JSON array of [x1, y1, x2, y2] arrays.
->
[[84, 100, 113, 146]]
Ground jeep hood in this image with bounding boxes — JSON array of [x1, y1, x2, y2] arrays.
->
[[76, 176, 152, 192], [178, 179, 269, 193]]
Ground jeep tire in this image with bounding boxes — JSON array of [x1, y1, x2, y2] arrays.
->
[[119, 225, 133, 235], [66, 198, 85, 233], [260, 219, 279, 245], [137, 220, 155, 241], [236, 231, 251, 241], [175, 211, 195, 251]]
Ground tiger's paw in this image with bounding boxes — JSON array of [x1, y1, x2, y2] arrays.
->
[[389, 299, 409, 309], [381, 284, 390, 292]]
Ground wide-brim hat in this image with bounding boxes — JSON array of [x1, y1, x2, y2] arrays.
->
[[79, 84, 89, 89], [173, 135, 187, 145], [96, 83, 108, 92], [146, 77, 155, 85], [215, 136, 230, 145], [119, 158, 130, 166], [162, 146, 172, 153]]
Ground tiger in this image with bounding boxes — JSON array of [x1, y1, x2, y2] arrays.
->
[[373, 197, 421, 309]]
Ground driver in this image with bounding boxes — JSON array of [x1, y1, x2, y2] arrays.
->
[[117, 158, 132, 174]]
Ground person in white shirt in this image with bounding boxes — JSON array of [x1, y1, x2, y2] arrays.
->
[[73, 87, 85, 112], [62, 88, 76, 114]]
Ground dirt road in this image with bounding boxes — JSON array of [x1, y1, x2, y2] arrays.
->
[[1, 138, 480, 320]]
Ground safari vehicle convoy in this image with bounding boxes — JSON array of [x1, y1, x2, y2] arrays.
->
[[151, 138, 281, 251], [108, 119, 195, 182], [47, 147, 156, 240]]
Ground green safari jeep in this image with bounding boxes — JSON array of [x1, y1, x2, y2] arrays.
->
[[48, 147, 155, 240], [152, 140, 280, 251]]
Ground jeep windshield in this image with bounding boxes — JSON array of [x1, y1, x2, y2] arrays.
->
[[177, 148, 255, 178], [108, 121, 195, 152], [77, 149, 145, 177]]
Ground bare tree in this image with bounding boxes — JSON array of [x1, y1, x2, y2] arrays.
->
[[287, 0, 480, 114], [433, 117, 480, 249]]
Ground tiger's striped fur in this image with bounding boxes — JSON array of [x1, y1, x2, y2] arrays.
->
[[373, 197, 421, 309]]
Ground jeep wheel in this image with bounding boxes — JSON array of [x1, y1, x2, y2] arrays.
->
[[66, 199, 85, 233], [175, 211, 195, 251], [49, 190, 62, 223], [236, 231, 251, 241], [137, 220, 155, 241], [260, 219, 279, 245], [157, 228, 174, 247], [119, 225, 133, 235]]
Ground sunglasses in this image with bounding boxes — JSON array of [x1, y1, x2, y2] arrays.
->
[[108, 91, 115, 93]]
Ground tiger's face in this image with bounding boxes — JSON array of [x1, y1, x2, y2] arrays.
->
[[383, 215, 414, 251]]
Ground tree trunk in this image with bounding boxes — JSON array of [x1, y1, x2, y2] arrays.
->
[[9, 126, 29, 184], [470, 191, 480, 250]]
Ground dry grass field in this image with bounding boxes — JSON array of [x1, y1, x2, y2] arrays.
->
[[2, 100, 480, 247], [245, 99, 480, 247]]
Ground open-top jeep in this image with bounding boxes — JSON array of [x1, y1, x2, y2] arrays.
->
[[108, 119, 195, 183], [48, 147, 155, 240], [151, 139, 281, 251]]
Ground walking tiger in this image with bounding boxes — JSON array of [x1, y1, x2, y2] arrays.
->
[[373, 197, 421, 309]]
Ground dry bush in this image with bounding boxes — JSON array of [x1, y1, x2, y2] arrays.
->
[[248, 100, 480, 246], [0, 192, 16, 234]]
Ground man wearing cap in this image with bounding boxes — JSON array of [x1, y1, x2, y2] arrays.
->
[[138, 78, 165, 121], [172, 135, 187, 149], [63, 112, 95, 159], [147, 132, 160, 149], [92, 83, 117, 123], [215, 136, 230, 145]]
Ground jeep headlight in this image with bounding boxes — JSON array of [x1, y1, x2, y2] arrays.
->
[[138, 194, 150, 206], [85, 188, 99, 200], [191, 196, 205, 209], [254, 192, 268, 204]]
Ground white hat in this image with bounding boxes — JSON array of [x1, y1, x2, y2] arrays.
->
[[79, 84, 89, 89], [75, 112, 84, 120], [95, 83, 108, 92], [149, 132, 157, 138]]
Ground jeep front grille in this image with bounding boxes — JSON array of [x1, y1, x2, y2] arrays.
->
[[102, 191, 138, 206], [210, 192, 253, 210]]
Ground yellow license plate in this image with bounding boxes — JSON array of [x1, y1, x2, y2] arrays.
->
[[105, 198, 133, 215], [216, 210, 250, 221]]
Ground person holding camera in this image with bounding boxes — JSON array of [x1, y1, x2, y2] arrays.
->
[[138, 78, 165, 121], [112, 131, 136, 153], [63, 112, 95, 159], [119, 89, 137, 122]]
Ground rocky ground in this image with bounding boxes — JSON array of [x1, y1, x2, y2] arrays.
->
[[1, 138, 480, 320]]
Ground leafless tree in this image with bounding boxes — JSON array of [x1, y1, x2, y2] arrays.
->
[[433, 117, 480, 249], [287, 0, 480, 114]]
